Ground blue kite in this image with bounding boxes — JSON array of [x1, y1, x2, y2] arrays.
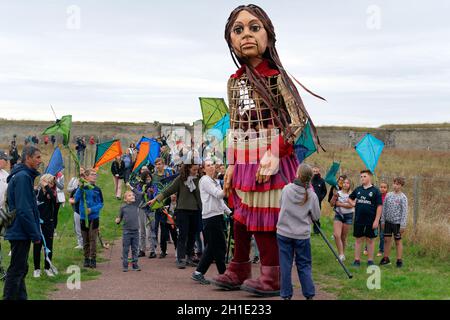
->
[[45, 147, 64, 176], [136, 136, 161, 166], [294, 121, 317, 163], [355, 133, 384, 174]]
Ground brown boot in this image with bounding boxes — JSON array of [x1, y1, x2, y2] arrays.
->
[[211, 261, 252, 290], [240, 265, 280, 297]]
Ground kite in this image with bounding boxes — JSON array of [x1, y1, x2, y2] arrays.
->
[[42, 115, 72, 146], [209, 113, 230, 143], [132, 141, 150, 174], [45, 147, 64, 176], [136, 136, 161, 166], [149, 173, 179, 211], [324, 161, 341, 187], [294, 121, 317, 163], [94, 139, 122, 169], [199, 97, 229, 130], [355, 133, 384, 174]]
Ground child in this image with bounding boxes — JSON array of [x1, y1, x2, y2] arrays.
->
[[68, 168, 86, 250], [377, 182, 389, 257], [276, 164, 321, 300], [165, 194, 178, 254], [348, 170, 383, 267], [330, 178, 354, 262], [115, 191, 141, 272], [33, 174, 57, 278], [380, 177, 408, 267], [132, 172, 157, 258], [74, 169, 104, 269]]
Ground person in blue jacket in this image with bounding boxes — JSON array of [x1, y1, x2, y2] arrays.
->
[[3, 146, 42, 300], [75, 168, 104, 269]]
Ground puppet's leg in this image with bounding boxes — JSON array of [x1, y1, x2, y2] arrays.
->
[[211, 221, 252, 290], [240, 231, 280, 297]]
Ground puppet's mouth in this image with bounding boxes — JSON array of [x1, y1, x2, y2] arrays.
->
[[241, 42, 257, 49]]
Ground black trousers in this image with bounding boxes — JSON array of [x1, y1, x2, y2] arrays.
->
[[33, 225, 54, 270], [155, 209, 169, 254], [196, 215, 227, 275], [175, 210, 199, 261], [3, 240, 31, 300]]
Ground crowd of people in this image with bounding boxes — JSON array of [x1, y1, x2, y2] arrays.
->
[[0, 129, 410, 301]]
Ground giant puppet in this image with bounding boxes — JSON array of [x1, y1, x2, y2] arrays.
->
[[211, 4, 324, 296]]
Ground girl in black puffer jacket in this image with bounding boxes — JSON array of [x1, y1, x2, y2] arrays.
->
[[33, 174, 57, 278]]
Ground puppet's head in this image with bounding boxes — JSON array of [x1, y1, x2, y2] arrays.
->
[[225, 4, 275, 67]]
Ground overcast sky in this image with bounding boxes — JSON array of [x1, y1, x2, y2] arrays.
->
[[0, 0, 449, 127]]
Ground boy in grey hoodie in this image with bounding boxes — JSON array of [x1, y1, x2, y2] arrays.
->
[[276, 164, 321, 300]]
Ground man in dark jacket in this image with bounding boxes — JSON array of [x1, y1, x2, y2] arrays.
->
[[3, 146, 42, 300], [311, 166, 327, 235]]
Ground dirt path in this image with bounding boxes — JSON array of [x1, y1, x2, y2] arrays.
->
[[50, 239, 335, 300]]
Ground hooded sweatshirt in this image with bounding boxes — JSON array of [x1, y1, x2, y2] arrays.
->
[[4, 164, 41, 242], [276, 180, 321, 240]]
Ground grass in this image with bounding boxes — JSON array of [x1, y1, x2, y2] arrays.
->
[[308, 147, 450, 260], [0, 166, 122, 300], [310, 215, 450, 300]]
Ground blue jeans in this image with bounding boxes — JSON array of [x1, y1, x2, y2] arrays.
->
[[378, 226, 385, 253], [277, 234, 315, 299], [122, 230, 139, 268]]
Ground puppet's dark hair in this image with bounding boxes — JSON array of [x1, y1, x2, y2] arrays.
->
[[225, 4, 325, 147]]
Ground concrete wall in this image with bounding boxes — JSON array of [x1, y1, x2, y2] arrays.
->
[[0, 120, 449, 151]]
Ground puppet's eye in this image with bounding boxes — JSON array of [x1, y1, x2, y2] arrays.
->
[[233, 26, 243, 34], [250, 24, 261, 32]]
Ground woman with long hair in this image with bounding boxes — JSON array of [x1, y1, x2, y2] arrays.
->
[[150, 163, 202, 269], [211, 4, 323, 297]]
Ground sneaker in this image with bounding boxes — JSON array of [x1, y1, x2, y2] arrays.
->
[[159, 252, 167, 259], [176, 260, 186, 269], [306, 296, 314, 300], [83, 258, 90, 268], [396, 260, 403, 268], [368, 260, 375, 266], [338, 254, 346, 261], [74, 245, 83, 249], [123, 267, 128, 272], [33, 269, 41, 278], [252, 256, 260, 264], [44, 269, 55, 277], [191, 272, 210, 285], [148, 252, 157, 259], [376, 251, 383, 257], [379, 257, 391, 266], [90, 259, 97, 269], [132, 264, 141, 271], [138, 251, 146, 258], [352, 260, 361, 267]]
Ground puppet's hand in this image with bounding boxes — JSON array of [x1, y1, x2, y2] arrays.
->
[[223, 165, 235, 197], [256, 150, 280, 184]]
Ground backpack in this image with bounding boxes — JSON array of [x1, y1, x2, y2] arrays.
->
[[0, 177, 16, 236]]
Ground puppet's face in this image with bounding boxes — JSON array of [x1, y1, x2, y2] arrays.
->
[[230, 10, 268, 64]]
